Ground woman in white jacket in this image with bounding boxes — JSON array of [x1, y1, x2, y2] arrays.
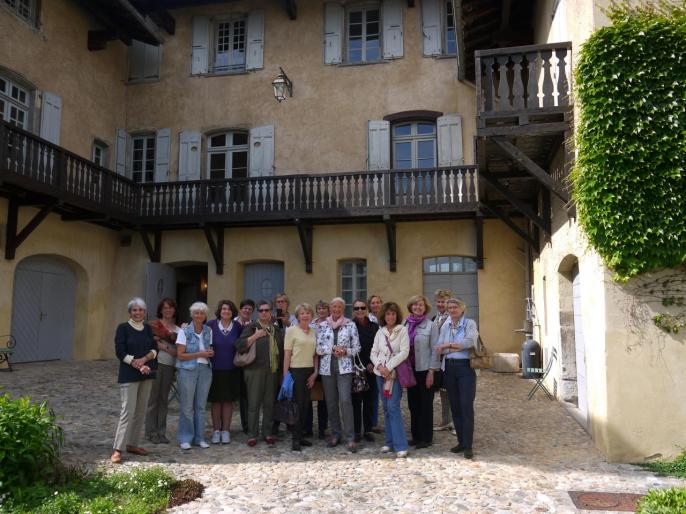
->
[[370, 301, 410, 458]]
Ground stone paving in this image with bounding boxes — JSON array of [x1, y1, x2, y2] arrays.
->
[[1, 360, 684, 513]]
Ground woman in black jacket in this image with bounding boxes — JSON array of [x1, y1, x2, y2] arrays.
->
[[111, 298, 158, 464], [351, 299, 379, 443]]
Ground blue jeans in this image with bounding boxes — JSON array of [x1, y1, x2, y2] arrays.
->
[[377, 376, 408, 452], [176, 364, 212, 444]]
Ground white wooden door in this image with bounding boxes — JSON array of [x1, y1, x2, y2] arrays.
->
[[572, 264, 588, 423]]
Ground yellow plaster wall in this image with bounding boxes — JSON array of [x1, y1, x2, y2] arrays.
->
[[0, 0, 127, 158]]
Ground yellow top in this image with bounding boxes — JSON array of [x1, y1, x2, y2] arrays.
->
[[284, 325, 316, 368]]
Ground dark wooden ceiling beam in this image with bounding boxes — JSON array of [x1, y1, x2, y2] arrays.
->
[[149, 10, 175, 35], [384, 215, 397, 272], [140, 229, 162, 263], [4, 199, 56, 260], [481, 201, 537, 249], [203, 226, 224, 275], [295, 219, 313, 273]]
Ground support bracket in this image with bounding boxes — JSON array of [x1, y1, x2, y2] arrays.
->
[[140, 229, 162, 263], [384, 215, 397, 272], [474, 212, 484, 269], [203, 226, 224, 275], [4, 199, 56, 260], [295, 219, 313, 273]]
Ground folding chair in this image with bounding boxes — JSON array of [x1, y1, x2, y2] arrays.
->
[[527, 347, 557, 400]]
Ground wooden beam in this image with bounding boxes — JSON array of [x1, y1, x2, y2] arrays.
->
[[87, 30, 115, 51], [491, 136, 570, 202], [475, 212, 484, 269], [4, 200, 55, 260], [140, 229, 162, 263], [61, 213, 108, 222], [384, 216, 397, 272], [295, 219, 313, 273], [407, 0, 415, 6], [284, 0, 297, 19], [477, 122, 569, 138], [541, 187, 551, 240], [480, 171, 550, 236], [481, 201, 537, 249], [203, 227, 224, 275], [149, 10, 175, 35]]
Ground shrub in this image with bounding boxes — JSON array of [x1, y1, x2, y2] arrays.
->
[[0, 394, 63, 492], [636, 487, 686, 513], [639, 450, 686, 478]]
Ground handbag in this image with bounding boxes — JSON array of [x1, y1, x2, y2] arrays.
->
[[469, 335, 493, 370], [351, 354, 369, 393], [233, 326, 257, 367], [384, 335, 416, 388], [430, 367, 444, 391], [310, 381, 324, 402], [273, 398, 299, 425]]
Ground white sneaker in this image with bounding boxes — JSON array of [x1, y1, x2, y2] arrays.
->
[[451, 429, 457, 436], [380, 446, 391, 453], [198, 440, 209, 449], [211, 431, 221, 444], [396, 450, 408, 458], [221, 431, 230, 444], [179, 442, 191, 450]]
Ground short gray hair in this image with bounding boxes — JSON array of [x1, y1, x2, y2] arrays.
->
[[330, 297, 345, 307], [294, 303, 314, 320], [127, 297, 147, 313], [189, 301, 210, 318], [446, 298, 466, 311]]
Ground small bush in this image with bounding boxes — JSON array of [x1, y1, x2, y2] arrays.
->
[[636, 487, 686, 514], [640, 450, 686, 478], [0, 393, 64, 492]]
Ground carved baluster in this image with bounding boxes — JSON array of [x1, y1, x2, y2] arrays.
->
[[457, 170, 464, 203], [512, 54, 525, 109], [556, 47, 570, 106], [541, 50, 554, 107], [483, 57, 495, 112], [526, 51, 540, 109], [497, 55, 511, 111]]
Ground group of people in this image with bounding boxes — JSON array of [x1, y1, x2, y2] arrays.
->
[[111, 290, 479, 463]]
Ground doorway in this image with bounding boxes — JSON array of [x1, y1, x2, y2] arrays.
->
[[144, 262, 207, 325]]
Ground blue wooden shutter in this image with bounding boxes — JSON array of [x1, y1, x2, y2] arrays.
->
[[154, 128, 171, 182], [39, 92, 61, 144], [114, 128, 128, 176], [191, 16, 210, 75], [249, 125, 275, 177], [246, 10, 264, 70], [323, 3, 344, 64], [178, 131, 201, 180], [129, 40, 160, 81], [422, 0, 442, 56], [367, 120, 390, 170], [437, 114, 463, 166], [382, 0, 403, 59]]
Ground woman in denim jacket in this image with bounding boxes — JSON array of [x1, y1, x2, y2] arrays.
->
[[316, 297, 361, 452], [175, 302, 214, 450]]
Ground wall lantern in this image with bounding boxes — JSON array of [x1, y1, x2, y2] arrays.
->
[[272, 67, 293, 102]]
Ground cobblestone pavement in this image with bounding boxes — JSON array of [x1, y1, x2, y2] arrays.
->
[[1, 360, 683, 513]]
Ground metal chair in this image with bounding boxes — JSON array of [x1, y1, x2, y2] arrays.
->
[[0, 335, 17, 372], [527, 347, 557, 400]]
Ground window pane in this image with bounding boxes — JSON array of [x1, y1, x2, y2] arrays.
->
[[451, 257, 463, 273], [349, 11, 362, 23], [133, 139, 144, 151], [342, 262, 353, 275], [210, 134, 226, 147], [231, 150, 248, 178], [342, 276, 353, 290], [366, 39, 380, 61], [356, 262, 366, 275], [0, 78, 6, 94], [394, 142, 412, 169], [356, 276, 366, 291], [394, 124, 411, 137], [209, 153, 226, 179], [366, 9, 379, 22], [438, 256, 450, 272], [417, 123, 435, 135], [417, 140, 435, 160], [233, 132, 248, 146], [423, 258, 433, 273], [349, 23, 362, 37], [429, 259, 438, 273], [366, 22, 379, 36], [464, 258, 477, 273]]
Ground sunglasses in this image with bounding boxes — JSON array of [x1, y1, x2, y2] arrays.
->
[[353, 306, 367, 311], [258, 308, 271, 312]]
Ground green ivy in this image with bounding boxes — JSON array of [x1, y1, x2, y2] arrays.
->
[[573, 2, 686, 279]]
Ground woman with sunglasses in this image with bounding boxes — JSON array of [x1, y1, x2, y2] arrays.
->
[[351, 300, 379, 443]]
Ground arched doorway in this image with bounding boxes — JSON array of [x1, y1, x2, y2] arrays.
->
[[11, 255, 78, 362]]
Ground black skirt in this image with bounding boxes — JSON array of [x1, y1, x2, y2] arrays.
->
[[207, 368, 242, 402]]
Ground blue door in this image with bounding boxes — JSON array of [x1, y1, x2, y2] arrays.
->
[[243, 263, 284, 305]]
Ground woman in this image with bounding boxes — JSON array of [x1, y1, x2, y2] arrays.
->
[[351, 299, 379, 443], [432, 288, 454, 433], [207, 300, 243, 445], [111, 298, 158, 464], [370, 302, 410, 458], [236, 300, 284, 446], [367, 295, 383, 324], [235, 298, 255, 434], [405, 294, 440, 449], [305, 300, 329, 439], [283, 303, 319, 451], [176, 302, 214, 450], [316, 297, 361, 452], [145, 298, 179, 445], [436, 297, 479, 459], [274, 293, 297, 329]]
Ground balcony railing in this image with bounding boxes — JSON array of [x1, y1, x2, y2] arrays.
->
[[0, 122, 479, 226], [475, 42, 573, 122]]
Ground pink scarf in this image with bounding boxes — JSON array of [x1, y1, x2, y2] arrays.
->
[[327, 315, 350, 330]]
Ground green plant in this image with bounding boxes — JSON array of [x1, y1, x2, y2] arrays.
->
[[636, 487, 686, 513], [0, 394, 64, 492], [573, 2, 686, 280], [639, 450, 686, 477]]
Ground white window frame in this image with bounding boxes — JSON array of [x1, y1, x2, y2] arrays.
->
[[392, 121, 437, 169], [0, 74, 31, 129], [340, 260, 367, 318], [91, 139, 109, 168], [206, 130, 250, 179], [346, 3, 382, 64], [3, 0, 37, 25], [444, 0, 457, 56], [130, 133, 156, 183], [212, 14, 248, 74]]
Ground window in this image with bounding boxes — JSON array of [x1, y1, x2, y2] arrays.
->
[[207, 131, 249, 179], [3, 0, 36, 24], [347, 5, 381, 64], [423, 256, 477, 274], [131, 135, 155, 183], [92, 140, 109, 168], [422, 0, 457, 57], [340, 260, 367, 317], [445, 0, 457, 55], [0, 75, 30, 129], [392, 122, 436, 169], [213, 16, 246, 73]]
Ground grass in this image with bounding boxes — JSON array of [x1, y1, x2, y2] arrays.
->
[[1, 466, 180, 514], [639, 450, 686, 478]]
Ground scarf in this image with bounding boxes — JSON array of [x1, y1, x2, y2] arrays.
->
[[260, 321, 279, 373], [405, 314, 426, 368], [128, 319, 145, 331], [327, 315, 350, 330]]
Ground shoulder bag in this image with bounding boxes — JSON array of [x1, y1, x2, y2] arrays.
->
[[469, 335, 492, 370], [233, 325, 257, 367], [351, 353, 370, 393], [385, 335, 416, 388]]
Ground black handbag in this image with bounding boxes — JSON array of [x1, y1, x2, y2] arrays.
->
[[273, 398, 299, 425], [351, 354, 370, 393], [431, 368, 444, 392]]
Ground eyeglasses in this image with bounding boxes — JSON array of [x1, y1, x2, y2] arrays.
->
[[353, 306, 367, 311], [258, 308, 271, 312]]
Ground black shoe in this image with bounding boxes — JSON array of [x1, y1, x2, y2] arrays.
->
[[415, 441, 431, 449], [291, 443, 302, 452], [464, 448, 474, 459], [300, 439, 312, 447], [450, 444, 465, 453], [354, 434, 362, 443], [363, 432, 375, 442], [408, 439, 418, 446]]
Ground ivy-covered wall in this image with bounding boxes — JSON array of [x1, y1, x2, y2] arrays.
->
[[573, 3, 686, 280]]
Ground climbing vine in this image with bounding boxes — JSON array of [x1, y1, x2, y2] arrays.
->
[[573, 2, 686, 280]]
